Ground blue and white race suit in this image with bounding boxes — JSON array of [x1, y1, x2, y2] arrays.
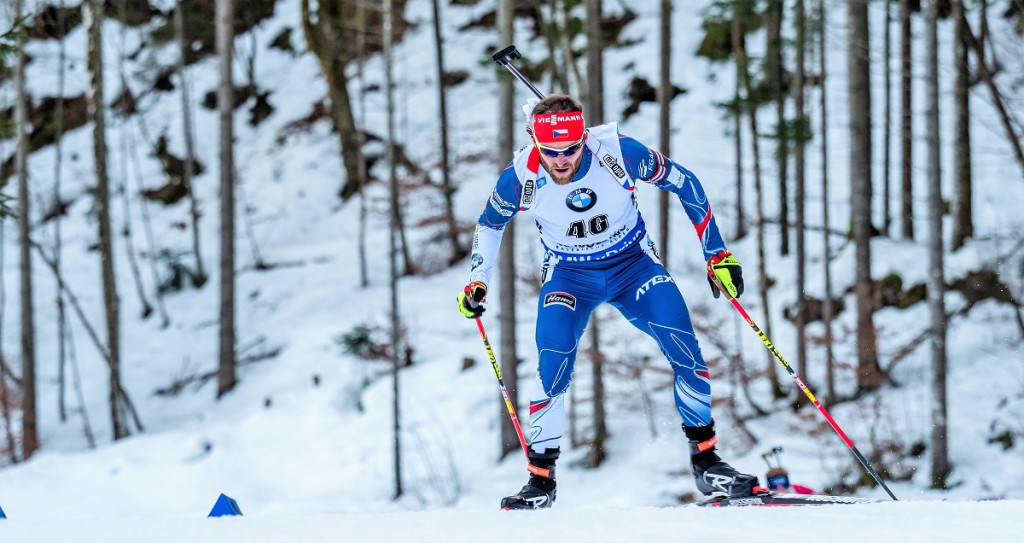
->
[[469, 122, 730, 455]]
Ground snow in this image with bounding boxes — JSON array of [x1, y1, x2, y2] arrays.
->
[[2, 501, 1023, 543], [0, 0, 1023, 539]]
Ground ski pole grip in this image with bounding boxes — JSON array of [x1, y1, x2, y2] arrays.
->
[[491, 44, 521, 66]]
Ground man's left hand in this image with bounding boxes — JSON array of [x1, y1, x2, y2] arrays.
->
[[707, 250, 744, 299]]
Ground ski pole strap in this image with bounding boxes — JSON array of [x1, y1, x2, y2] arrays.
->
[[527, 463, 554, 479]]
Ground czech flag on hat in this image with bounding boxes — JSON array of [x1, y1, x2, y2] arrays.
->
[[532, 112, 585, 144]]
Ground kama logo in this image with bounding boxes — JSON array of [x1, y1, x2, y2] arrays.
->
[[602, 154, 627, 179], [470, 253, 483, 270], [565, 188, 597, 212], [521, 179, 535, 207], [543, 292, 577, 311], [635, 274, 674, 300]]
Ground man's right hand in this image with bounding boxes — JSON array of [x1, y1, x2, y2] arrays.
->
[[457, 281, 488, 318]]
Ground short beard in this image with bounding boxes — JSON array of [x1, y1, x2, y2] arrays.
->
[[546, 153, 583, 185], [551, 170, 574, 185]]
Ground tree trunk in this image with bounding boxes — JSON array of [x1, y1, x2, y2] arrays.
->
[[817, 0, 837, 405], [585, 0, 608, 468], [54, 0, 69, 424], [951, 0, 972, 251], [883, 0, 893, 236], [734, 8, 783, 399], [356, 0, 370, 288], [900, 0, 914, 240], [114, 0, 155, 323], [14, 0, 38, 458], [847, 0, 884, 391], [431, 0, 464, 265], [497, 0, 521, 461], [298, 1, 366, 202], [557, 0, 585, 97], [585, 316, 608, 468], [978, 0, 995, 70], [924, 0, 950, 488], [658, 0, 672, 266], [734, 50, 746, 241], [767, 0, 789, 256], [216, 0, 237, 398], [0, 211, 17, 457], [532, 0, 568, 92], [89, 0, 130, 440], [793, 0, 809, 393], [176, 1, 206, 286], [383, 0, 404, 500]]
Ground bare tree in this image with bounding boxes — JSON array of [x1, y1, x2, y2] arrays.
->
[[658, 0, 672, 265], [556, 0, 585, 97], [899, 0, 914, 240], [14, 0, 38, 458], [882, 0, 893, 236], [733, 40, 746, 242], [818, 0, 837, 404], [431, 0, 465, 265], [951, 0, 972, 251], [766, 0, 789, 256], [924, 0, 950, 488], [847, 0, 884, 391], [793, 0, 809, 389], [585, 0, 608, 468], [176, 1, 207, 285], [383, 0, 404, 500], [113, 2, 154, 322], [0, 221, 15, 462], [532, 0, 568, 92], [356, 0, 370, 288], [54, 0, 70, 423], [960, 15, 1024, 180], [585, 314, 608, 468], [497, 0, 521, 460], [216, 0, 237, 398], [734, 3, 783, 398], [88, 0, 132, 439], [299, 0, 367, 201]]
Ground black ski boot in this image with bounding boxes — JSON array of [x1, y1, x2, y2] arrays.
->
[[501, 449, 558, 510], [685, 423, 759, 498]]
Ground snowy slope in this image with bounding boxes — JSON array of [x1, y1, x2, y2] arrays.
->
[[0, 0, 1022, 536]]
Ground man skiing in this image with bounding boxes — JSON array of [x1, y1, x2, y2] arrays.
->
[[457, 94, 757, 509]]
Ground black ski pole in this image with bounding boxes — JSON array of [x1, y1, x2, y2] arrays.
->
[[709, 274, 899, 501], [491, 45, 546, 100]]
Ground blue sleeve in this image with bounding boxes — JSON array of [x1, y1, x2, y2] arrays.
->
[[477, 162, 521, 229], [619, 135, 728, 261]]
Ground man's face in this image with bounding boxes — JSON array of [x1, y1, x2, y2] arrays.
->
[[536, 137, 586, 185]]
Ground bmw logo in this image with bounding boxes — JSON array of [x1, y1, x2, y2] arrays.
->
[[566, 188, 597, 212]]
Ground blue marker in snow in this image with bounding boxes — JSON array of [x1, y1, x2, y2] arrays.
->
[[207, 493, 243, 517], [0, 504, 6, 519]]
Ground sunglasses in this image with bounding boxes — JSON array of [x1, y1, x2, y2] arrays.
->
[[535, 137, 586, 158]]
